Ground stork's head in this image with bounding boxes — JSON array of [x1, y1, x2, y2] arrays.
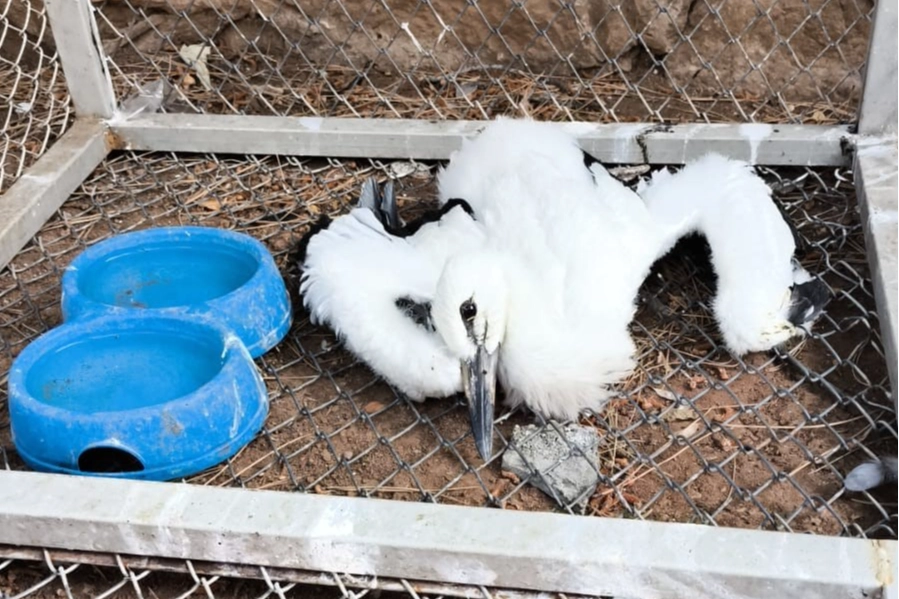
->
[[431, 252, 508, 460]]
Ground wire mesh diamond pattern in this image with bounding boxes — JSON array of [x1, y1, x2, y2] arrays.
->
[[1, 0, 895, 596], [89, 0, 874, 124], [0, 0, 73, 194], [0, 153, 894, 544], [1, 546, 553, 599]]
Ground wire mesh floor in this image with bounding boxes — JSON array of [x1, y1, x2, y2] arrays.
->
[[0, 546, 552, 599], [0, 151, 895, 541]]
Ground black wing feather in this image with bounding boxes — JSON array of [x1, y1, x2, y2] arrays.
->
[[395, 296, 435, 331]]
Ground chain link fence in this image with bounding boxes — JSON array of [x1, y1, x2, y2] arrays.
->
[[0, 0, 72, 194], [1, 0, 896, 596], [90, 0, 874, 123], [1, 546, 561, 598], [0, 152, 894, 539]]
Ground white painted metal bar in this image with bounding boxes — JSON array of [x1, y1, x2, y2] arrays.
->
[[889, 575, 899, 599], [857, 0, 898, 135], [43, 0, 116, 118], [853, 137, 899, 403], [0, 470, 892, 598], [111, 115, 852, 166], [0, 120, 109, 271]]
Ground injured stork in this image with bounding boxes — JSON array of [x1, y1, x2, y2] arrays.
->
[[298, 118, 830, 460]]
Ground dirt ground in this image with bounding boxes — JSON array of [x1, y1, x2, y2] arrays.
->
[[0, 5, 892, 598], [0, 154, 894, 547]]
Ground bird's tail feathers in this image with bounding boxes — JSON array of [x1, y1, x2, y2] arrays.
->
[[358, 177, 380, 212], [358, 177, 402, 231], [381, 180, 400, 229], [787, 279, 830, 328]]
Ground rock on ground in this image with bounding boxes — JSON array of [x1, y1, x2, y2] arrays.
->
[[502, 422, 601, 507]]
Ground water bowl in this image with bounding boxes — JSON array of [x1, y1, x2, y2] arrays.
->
[[61, 226, 291, 358], [7, 314, 269, 480]]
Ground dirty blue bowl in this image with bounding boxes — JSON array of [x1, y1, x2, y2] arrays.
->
[[7, 314, 269, 480], [61, 226, 291, 358]]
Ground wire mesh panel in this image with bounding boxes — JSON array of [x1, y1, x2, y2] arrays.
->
[[90, 0, 874, 123], [0, 547, 556, 599], [0, 152, 894, 542], [0, 0, 72, 193], [0, 0, 895, 595]]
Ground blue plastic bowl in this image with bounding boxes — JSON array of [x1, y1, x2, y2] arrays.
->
[[61, 226, 291, 358], [7, 314, 269, 480]]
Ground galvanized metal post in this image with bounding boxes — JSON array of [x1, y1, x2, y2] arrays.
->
[[858, 0, 898, 135], [0, 121, 109, 270], [110, 115, 852, 166], [0, 470, 893, 598], [854, 139, 899, 404], [853, 0, 899, 403], [43, 0, 116, 118]]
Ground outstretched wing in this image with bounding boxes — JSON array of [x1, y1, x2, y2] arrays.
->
[[637, 154, 829, 353], [299, 201, 483, 401]]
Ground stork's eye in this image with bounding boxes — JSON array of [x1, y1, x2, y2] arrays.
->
[[460, 300, 477, 321]]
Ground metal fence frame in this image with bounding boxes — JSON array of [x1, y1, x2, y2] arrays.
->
[[0, 0, 896, 596]]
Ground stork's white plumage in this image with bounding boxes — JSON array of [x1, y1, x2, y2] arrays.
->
[[300, 191, 484, 401], [636, 154, 829, 354], [431, 119, 656, 425], [299, 117, 830, 459]]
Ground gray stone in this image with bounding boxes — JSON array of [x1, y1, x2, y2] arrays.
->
[[591, 0, 692, 59], [501, 422, 601, 507]]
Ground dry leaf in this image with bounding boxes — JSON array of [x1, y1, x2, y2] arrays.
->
[[651, 386, 678, 401], [713, 435, 735, 451], [621, 491, 641, 505], [455, 81, 479, 98], [200, 198, 222, 211], [308, 204, 321, 214], [810, 109, 828, 123], [637, 393, 664, 412], [363, 400, 385, 414], [661, 405, 696, 422], [686, 375, 706, 391], [388, 161, 428, 178], [676, 419, 704, 439], [488, 479, 509, 498], [711, 406, 737, 422], [500, 470, 521, 484], [178, 44, 212, 91]]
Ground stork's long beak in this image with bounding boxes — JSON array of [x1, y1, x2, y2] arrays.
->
[[462, 344, 498, 461]]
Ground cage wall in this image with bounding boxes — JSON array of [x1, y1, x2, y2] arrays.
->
[[1, 0, 72, 193], [88, 0, 875, 123], [0, 0, 896, 597]]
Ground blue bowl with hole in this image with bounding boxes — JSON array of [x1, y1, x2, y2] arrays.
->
[[61, 226, 291, 358], [7, 314, 269, 480]]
